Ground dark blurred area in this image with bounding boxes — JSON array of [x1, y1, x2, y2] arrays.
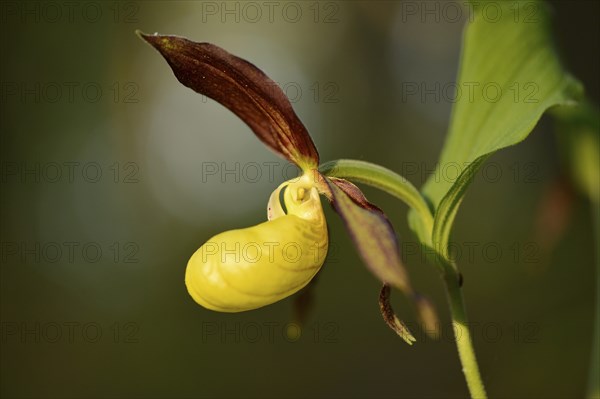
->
[[0, 1, 598, 398]]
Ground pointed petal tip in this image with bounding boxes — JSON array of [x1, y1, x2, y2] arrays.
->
[[135, 30, 163, 50], [414, 294, 440, 339], [135, 30, 155, 43], [379, 284, 417, 345]]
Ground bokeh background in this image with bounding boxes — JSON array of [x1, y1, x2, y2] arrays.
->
[[1, 1, 598, 398]]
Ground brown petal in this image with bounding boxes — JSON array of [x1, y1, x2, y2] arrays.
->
[[137, 32, 319, 170], [323, 177, 410, 291], [322, 176, 439, 341], [379, 284, 416, 345]]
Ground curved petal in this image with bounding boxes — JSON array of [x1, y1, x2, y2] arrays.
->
[[379, 284, 416, 345], [322, 177, 410, 291], [138, 32, 319, 170], [320, 176, 439, 340]]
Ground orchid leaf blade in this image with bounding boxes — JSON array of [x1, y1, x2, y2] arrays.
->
[[432, 156, 487, 257], [416, 0, 583, 256]]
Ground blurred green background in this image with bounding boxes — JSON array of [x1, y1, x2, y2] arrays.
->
[[1, 1, 598, 398]]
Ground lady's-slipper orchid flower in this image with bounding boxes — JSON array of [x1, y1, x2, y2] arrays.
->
[[187, 173, 328, 312], [139, 32, 437, 343]]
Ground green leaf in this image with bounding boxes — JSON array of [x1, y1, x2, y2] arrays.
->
[[416, 0, 583, 256], [432, 157, 487, 256]]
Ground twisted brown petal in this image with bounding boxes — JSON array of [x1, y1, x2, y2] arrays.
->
[[138, 32, 319, 170], [321, 176, 439, 342], [379, 284, 416, 345]]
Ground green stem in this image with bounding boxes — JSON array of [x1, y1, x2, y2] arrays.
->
[[588, 201, 600, 399], [444, 271, 488, 398], [321, 158, 487, 398]]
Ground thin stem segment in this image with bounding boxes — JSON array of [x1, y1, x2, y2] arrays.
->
[[444, 272, 488, 399], [588, 201, 600, 399]]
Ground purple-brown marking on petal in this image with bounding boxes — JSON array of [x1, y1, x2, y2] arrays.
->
[[326, 177, 381, 211], [322, 176, 410, 292], [138, 32, 319, 169]]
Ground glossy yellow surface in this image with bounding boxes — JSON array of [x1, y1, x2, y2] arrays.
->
[[185, 174, 328, 312]]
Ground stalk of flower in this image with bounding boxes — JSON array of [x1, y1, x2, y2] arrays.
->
[[137, 32, 438, 344]]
